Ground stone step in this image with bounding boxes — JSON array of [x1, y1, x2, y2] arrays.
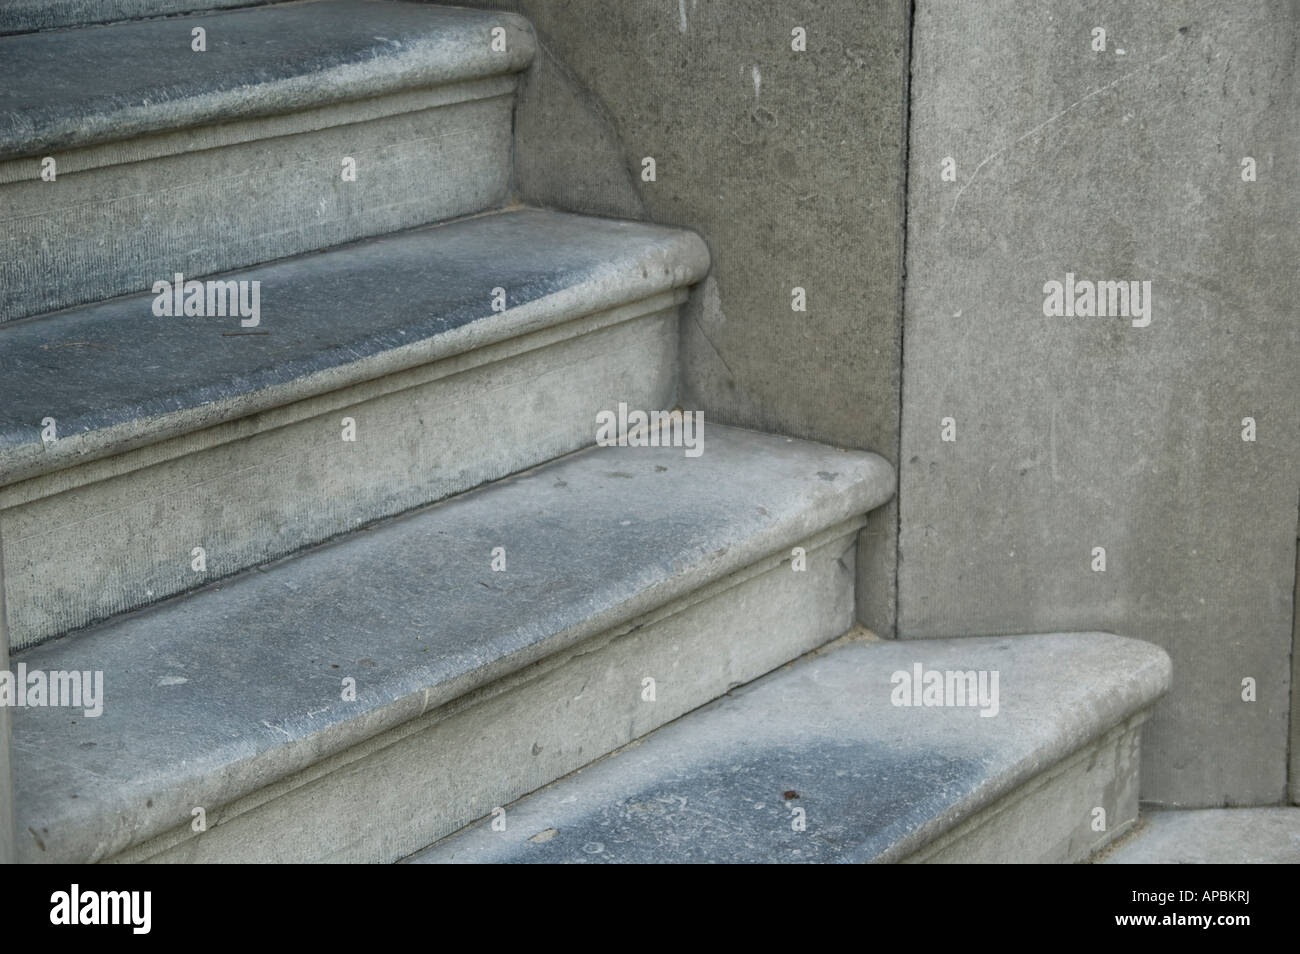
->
[[0, 0, 534, 322], [408, 631, 1171, 864], [1098, 808, 1300, 864], [0, 207, 709, 650], [9, 425, 895, 863], [0, 1, 273, 35]]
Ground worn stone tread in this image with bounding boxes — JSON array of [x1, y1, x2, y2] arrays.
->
[[0, 0, 533, 159], [0, 207, 710, 486], [408, 632, 1171, 864], [10, 424, 894, 862]]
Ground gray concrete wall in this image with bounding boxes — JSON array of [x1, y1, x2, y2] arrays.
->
[[454, 0, 910, 636], [901, 0, 1299, 806]]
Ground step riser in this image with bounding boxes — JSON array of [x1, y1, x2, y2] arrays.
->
[[900, 714, 1147, 863], [0, 82, 516, 323], [2, 297, 680, 650], [109, 524, 862, 863]]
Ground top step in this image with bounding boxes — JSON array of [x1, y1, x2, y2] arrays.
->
[[0, 1, 536, 322], [0, 1, 273, 36], [0, 1, 534, 159]]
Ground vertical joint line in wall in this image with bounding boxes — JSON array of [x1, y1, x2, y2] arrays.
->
[[891, 0, 917, 639]]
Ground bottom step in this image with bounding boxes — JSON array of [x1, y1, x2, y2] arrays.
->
[[1099, 808, 1300, 864], [409, 631, 1171, 864]]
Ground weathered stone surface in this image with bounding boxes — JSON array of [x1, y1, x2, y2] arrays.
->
[[459, 0, 910, 636], [0, 88, 517, 322], [907, 716, 1145, 862], [0, 209, 709, 648], [120, 526, 864, 862], [411, 632, 1169, 864], [0, 1, 537, 322], [10, 424, 894, 862], [900, 0, 1300, 805], [0, 0, 533, 159], [1101, 807, 1300, 863], [0, 209, 708, 485], [0, 0, 270, 35]]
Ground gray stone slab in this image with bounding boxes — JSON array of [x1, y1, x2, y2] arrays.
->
[[0, 81, 519, 323], [119, 526, 864, 862], [0, 208, 710, 486], [0, 1, 536, 323], [2, 301, 680, 650], [409, 632, 1170, 863], [0, 0, 534, 159], [899, 0, 1300, 805], [10, 424, 894, 862], [1101, 808, 1300, 863], [0, 1, 271, 35]]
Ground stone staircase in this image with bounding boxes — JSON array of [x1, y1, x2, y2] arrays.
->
[[0, 0, 1170, 863]]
